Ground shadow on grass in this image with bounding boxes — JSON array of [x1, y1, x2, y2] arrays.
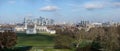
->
[[0, 46, 32, 51]]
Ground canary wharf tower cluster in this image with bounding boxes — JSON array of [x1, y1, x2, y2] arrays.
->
[[24, 17, 54, 26]]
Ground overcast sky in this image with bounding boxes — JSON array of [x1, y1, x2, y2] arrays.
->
[[0, 0, 120, 23]]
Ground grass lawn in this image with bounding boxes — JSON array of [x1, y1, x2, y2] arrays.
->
[[30, 48, 72, 51], [16, 33, 55, 47], [15, 33, 72, 51]]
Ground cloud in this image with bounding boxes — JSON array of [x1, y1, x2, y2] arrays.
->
[[112, 2, 120, 7], [84, 3, 104, 10], [86, 0, 120, 9], [69, 0, 120, 11], [40, 5, 59, 11]]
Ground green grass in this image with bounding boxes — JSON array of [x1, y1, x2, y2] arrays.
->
[[30, 47, 72, 51], [42, 48, 72, 51], [16, 33, 55, 47], [16, 33, 73, 51]]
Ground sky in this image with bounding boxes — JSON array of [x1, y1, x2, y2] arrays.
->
[[0, 0, 120, 23]]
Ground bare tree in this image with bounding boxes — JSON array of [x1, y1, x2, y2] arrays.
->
[[0, 30, 17, 49]]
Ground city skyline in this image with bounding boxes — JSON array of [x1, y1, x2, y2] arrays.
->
[[0, 0, 120, 23]]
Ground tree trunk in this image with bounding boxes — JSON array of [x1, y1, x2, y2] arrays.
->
[[76, 43, 80, 48]]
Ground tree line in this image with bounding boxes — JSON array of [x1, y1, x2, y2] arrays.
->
[[54, 25, 120, 51]]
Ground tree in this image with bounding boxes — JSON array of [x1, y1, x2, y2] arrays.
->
[[91, 35, 102, 51], [0, 30, 17, 49], [54, 34, 73, 49], [54, 26, 120, 51], [54, 27, 75, 49], [73, 29, 86, 48], [91, 27, 119, 51], [117, 26, 120, 49], [101, 27, 119, 51]]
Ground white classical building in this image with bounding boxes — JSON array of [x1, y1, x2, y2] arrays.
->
[[22, 17, 56, 34], [15, 26, 25, 32], [36, 26, 56, 34]]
